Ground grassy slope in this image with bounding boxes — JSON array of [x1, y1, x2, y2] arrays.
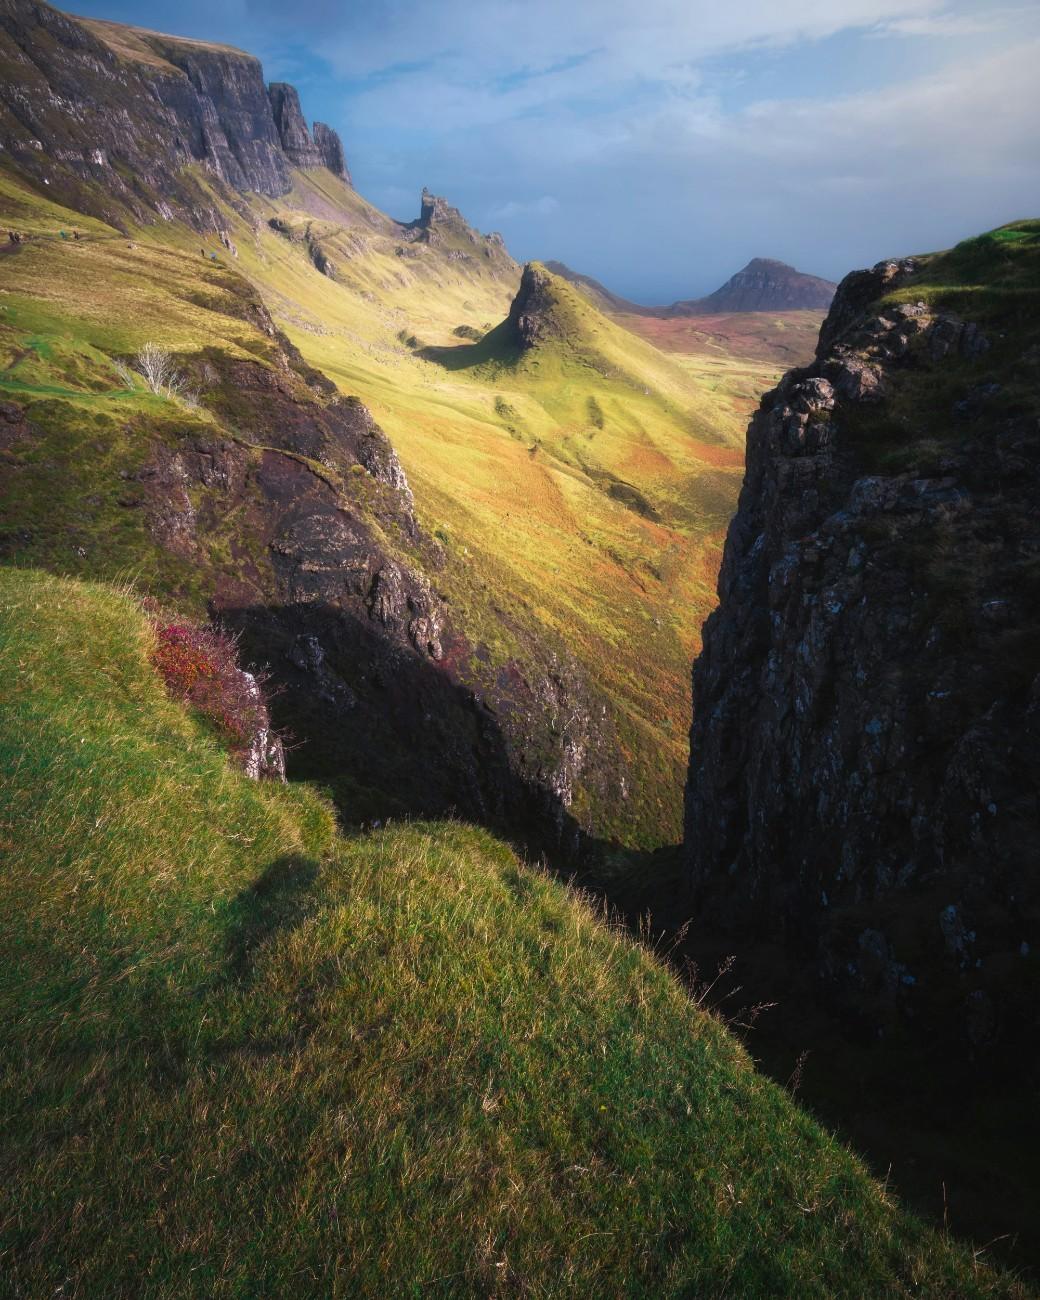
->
[[867, 220, 1040, 465], [0, 564, 1021, 1298], [0, 160, 746, 845], [618, 308, 826, 424]]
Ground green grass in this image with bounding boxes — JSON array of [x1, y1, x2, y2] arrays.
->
[[842, 219, 1040, 476], [0, 565, 1024, 1297]]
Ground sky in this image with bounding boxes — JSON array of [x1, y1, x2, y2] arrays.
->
[[69, 0, 1040, 302]]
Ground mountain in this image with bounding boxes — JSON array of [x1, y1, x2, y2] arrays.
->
[[0, 2, 352, 228], [544, 256, 836, 318], [667, 257, 837, 315], [684, 221, 1040, 1260]]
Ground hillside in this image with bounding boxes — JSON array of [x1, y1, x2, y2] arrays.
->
[[0, 564, 1022, 1297], [0, 0, 758, 851], [543, 258, 653, 315], [685, 221, 1040, 1264], [542, 258, 830, 430]]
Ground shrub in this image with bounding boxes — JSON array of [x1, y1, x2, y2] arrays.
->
[[151, 618, 268, 757]]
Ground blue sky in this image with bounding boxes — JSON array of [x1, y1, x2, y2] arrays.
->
[[68, 0, 1040, 302]]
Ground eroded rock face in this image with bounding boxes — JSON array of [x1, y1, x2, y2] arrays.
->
[[268, 82, 322, 169], [313, 121, 350, 184], [0, 0, 346, 228], [507, 264, 561, 349], [685, 257, 1039, 1049]]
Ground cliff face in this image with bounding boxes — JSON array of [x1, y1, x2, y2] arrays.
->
[[313, 121, 350, 184], [0, 0, 349, 228], [268, 82, 323, 169], [685, 225, 1040, 1050]]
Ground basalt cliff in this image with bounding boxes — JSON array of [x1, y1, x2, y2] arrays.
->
[[686, 227, 1040, 1056], [0, 0, 350, 229]]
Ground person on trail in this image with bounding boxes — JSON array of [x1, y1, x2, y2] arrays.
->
[[59, 229, 68, 240], [7, 231, 18, 245], [72, 230, 80, 241]]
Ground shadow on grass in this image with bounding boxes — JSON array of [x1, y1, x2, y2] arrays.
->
[[416, 321, 521, 372], [225, 854, 320, 985]]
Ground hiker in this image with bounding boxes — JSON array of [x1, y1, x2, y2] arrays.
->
[[72, 230, 80, 241], [59, 229, 68, 240], [7, 230, 19, 245]]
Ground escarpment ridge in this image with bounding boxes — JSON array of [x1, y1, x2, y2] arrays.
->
[[0, 0, 350, 228]]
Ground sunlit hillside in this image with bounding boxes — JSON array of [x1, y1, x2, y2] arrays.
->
[[0, 147, 748, 844]]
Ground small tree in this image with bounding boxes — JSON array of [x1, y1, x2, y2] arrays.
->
[[136, 342, 177, 393], [134, 343, 200, 407]]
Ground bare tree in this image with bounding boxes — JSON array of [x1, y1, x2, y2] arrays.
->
[[134, 343, 200, 408]]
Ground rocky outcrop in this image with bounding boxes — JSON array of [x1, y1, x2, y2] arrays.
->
[[141, 352, 619, 850], [418, 188, 460, 230], [507, 263, 563, 349], [0, 0, 349, 228], [240, 670, 286, 781], [313, 121, 350, 184], [685, 250, 1039, 1052], [669, 259, 837, 315], [404, 188, 518, 276], [268, 82, 322, 169]]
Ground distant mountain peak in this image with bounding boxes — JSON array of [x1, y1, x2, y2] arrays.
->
[[543, 257, 836, 319], [669, 259, 837, 315]]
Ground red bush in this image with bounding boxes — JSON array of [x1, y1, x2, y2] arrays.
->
[[152, 620, 267, 754]]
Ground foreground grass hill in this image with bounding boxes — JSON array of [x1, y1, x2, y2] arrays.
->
[[0, 564, 1023, 1297]]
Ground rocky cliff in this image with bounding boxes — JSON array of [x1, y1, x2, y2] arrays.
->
[[685, 224, 1040, 1053], [313, 121, 350, 183], [268, 82, 323, 169], [0, 0, 350, 228]]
